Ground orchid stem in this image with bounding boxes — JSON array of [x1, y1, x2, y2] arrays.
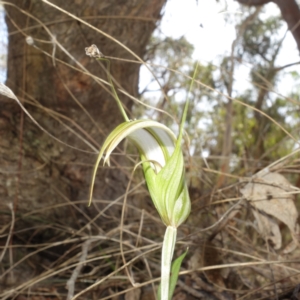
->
[[161, 226, 177, 300], [97, 58, 129, 122]]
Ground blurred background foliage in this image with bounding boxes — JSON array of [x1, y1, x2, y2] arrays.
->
[[139, 5, 299, 179]]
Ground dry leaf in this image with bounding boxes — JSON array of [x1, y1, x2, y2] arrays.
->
[[241, 172, 299, 252], [251, 209, 282, 249], [189, 243, 226, 290]]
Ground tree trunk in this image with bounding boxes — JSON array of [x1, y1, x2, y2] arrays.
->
[[1, 0, 165, 235]]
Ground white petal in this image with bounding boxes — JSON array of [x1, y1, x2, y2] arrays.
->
[[129, 129, 166, 171], [150, 127, 176, 157]]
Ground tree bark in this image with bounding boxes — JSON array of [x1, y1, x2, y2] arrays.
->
[[0, 0, 166, 229], [275, 0, 300, 53], [236, 0, 272, 5]]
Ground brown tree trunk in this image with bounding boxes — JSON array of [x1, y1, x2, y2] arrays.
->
[[1, 1, 165, 235]]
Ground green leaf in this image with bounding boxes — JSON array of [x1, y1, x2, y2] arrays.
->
[[169, 249, 188, 299], [157, 249, 188, 300]]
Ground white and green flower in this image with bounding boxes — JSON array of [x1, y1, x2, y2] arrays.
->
[[89, 119, 191, 228]]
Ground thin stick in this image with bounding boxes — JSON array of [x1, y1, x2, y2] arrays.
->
[[120, 169, 137, 286], [0, 203, 15, 263], [66, 239, 92, 300]]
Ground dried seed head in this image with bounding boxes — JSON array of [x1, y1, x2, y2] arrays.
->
[[26, 36, 34, 46], [85, 44, 104, 58]]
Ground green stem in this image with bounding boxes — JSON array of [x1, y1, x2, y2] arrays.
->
[[161, 225, 177, 300], [178, 62, 199, 142], [97, 58, 129, 122]]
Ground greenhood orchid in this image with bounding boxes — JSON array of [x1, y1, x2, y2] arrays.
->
[[89, 119, 191, 228]]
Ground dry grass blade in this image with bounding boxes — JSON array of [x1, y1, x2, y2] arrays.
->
[[0, 83, 96, 153]]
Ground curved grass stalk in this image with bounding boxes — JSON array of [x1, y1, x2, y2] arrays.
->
[[98, 57, 129, 122]]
